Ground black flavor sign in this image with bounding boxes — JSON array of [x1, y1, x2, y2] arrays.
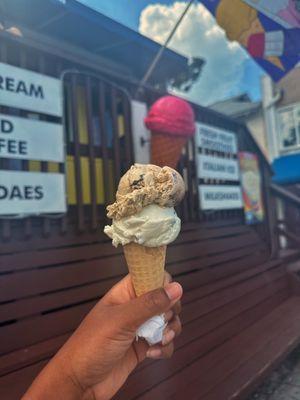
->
[[0, 171, 66, 215], [0, 62, 62, 116], [0, 115, 64, 162]]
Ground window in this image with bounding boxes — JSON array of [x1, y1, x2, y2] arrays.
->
[[277, 104, 300, 152]]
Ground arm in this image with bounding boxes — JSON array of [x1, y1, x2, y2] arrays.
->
[[23, 275, 182, 400]]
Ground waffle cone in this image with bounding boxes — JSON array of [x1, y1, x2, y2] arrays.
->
[[151, 131, 188, 169], [123, 243, 166, 297]]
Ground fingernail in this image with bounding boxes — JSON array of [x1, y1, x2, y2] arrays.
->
[[146, 348, 162, 359], [165, 283, 183, 301], [162, 329, 175, 345]]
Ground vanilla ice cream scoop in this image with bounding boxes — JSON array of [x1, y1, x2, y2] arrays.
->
[[104, 204, 181, 247]]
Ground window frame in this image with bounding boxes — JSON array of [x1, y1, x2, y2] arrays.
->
[[277, 102, 300, 154]]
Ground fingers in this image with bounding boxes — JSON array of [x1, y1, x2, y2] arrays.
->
[[172, 300, 182, 316], [162, 316, 182, 345], [146, 315, 182, 360], [164, 309, 174, 322], [102, 274, 135, 305], [118, 282, 183, 331], [132, 339, 150, 364], [104, 271, 177, 309], [162, 329, 176, 346], [105, 272, 176, 307], [163, 271, 181, 322], [146, 342, 174, 359], [164, 272, 181, 316], [164, 271, 172, 285], [164, 298, 182, 324]]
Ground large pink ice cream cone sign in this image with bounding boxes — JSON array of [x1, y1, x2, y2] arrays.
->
[[144, 96, 196, 169]]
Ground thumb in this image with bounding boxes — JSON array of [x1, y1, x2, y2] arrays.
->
[[118, 282, 183, 332]]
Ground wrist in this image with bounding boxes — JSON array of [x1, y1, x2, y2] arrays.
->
[[22, 354, 84, 400], [59, 360, 86, 399], [56, 349, 97, 400]]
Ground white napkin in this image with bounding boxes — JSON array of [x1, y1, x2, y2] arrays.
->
[[136, 314, 166, 345]]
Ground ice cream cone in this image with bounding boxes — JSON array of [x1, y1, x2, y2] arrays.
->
[[144, 96, 195, 168], [151, 131, 187, 169], [123, 242, 166, 296], [104, 164, 185, 344]]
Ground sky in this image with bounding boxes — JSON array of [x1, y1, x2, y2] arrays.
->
[[77, 0, 264, 106]]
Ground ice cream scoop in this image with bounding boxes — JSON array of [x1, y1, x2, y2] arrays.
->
[[144, 95, 195, 137], [104, 163, 185, 344], [144, 96, 196, 168], [104, 204, 181, 247], [106, 163, 185, 220]]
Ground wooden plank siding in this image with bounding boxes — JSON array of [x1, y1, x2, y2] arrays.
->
[[0, 221, 265, 329], [0, 221, 278, 396]]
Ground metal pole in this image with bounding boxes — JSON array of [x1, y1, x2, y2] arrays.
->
[[137, 0, 195, 92]]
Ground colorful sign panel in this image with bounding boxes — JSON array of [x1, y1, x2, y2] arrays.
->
[[201, 0, 300, 81], [199, 185, 243, 210], [0, 62, 62, 116], [0, 171, 66, 215], [0, 115, 64, 162], [239, 152, 265, 224]]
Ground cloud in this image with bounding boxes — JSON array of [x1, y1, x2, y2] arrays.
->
[[139, 2, 254, 106]]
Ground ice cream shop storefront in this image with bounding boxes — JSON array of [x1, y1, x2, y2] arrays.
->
[[2, 1, 300, 399]]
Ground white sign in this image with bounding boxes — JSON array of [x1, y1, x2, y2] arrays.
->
[[199, 185, 243, 210], [0, 115, 64, 162], [198, 154, 240, 181], [196, 123, 237, 154], [0, 62, 62, 117], [0, 171, 66, 215]]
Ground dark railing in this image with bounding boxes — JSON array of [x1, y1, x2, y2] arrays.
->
[[277, 225, 300, 246], [270, 183, 300, 260], [271, 183, 300, 208]]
